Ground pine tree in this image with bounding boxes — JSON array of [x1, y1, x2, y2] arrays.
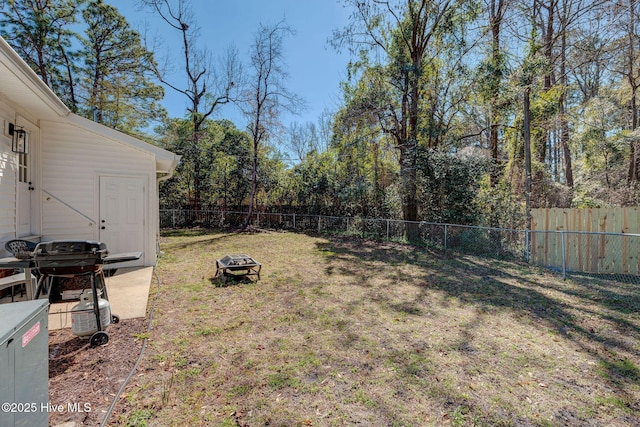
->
[[80, 0, 165, 131], [0, 0, 84, 110]]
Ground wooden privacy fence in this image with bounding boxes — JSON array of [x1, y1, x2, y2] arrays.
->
[[531, 208, 640, 276]]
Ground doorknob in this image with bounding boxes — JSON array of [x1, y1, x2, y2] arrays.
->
[[101, 226, 106, 230]]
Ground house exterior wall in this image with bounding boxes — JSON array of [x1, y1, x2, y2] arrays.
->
[[0, 37, 176, 266], [0, 102, 18, 246], [39, 120, 159, 266]]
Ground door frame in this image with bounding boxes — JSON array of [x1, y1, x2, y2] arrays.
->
[[97, 173, 148, 266], [15, 114, 40, 238]]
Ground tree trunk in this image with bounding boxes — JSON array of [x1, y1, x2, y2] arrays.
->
[[628, 0, 640, 185], [489, 0, 505, 189], [244, 142, 259, 229], [400, 140, 419, 240], [559, 8, 573, 188], [524, 87, 533, 230], [402, 46, 422, 241], [537, 0, 557, 165]]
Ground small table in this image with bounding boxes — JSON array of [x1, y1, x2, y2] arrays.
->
[[215, 254, 261, 280], [104, 251, 143, 265], [0, 257, 36, 300]]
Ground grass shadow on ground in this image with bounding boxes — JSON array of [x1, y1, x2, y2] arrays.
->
[[209, 274, 259, 288], [160, 228, 238, 253], [118, 230, 639, 427], [319, 236, 639, 351], [451, 256, 640, 349], [316, 236, 640, 420], [566, 272, 640, 316]]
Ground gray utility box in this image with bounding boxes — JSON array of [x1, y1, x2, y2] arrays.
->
[[0, 299, 49, 426]]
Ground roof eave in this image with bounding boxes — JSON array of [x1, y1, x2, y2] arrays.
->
[[0, 36, 70, 118], [66, 113, 180, 174]]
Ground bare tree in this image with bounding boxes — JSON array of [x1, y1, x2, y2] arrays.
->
[[287, 121, 321, 162], [569, 16, 609, 104], [142, 0, 241, 209], [241, 20, 304, 228], [317, 108, 334, 153]]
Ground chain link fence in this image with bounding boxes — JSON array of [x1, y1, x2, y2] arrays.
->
[[159, 209, 640, 284], [529, 230, 640, 282]]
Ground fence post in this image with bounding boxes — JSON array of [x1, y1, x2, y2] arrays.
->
[[293, 213, 296, 229], [444, 224, 448, 253], [346, 217, 349, 234], [386, 219, 390, 241], [561, 231, 567, 280]]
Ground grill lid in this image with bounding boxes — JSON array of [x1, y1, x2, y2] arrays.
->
[[34, 240, 108, 262], [35, 240, 107, 255]]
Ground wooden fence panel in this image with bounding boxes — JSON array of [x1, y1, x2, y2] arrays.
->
[[531, 207, 640, 276], [633, 208, 639, 274]]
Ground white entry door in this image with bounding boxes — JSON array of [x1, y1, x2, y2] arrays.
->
[[99, 176, 145, 263], [16, 151, 32, 237], [16, 124, 37, 238]]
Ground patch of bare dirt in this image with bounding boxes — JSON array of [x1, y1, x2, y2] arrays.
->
[[48, 318, 147, 426]]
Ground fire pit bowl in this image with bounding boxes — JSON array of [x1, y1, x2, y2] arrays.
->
[[215, 254, 261, 280]]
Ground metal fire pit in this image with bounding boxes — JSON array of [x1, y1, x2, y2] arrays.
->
[[215, 254, 261, 280]]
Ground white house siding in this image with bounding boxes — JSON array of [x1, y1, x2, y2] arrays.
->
[[0, 105, 17, 247], [40, 120, 158, 266], [0, 143, 17, 244], [40, 197, 96, 241]]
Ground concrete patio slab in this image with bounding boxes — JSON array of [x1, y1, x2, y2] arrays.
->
[[48, 267, 153, 331]]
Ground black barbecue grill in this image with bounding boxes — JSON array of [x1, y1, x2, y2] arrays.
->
[[33, 240, 116, 346], [34, 240, 108, 275]]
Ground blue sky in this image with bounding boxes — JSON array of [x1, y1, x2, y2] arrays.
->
[[107, 0, 353, 132]]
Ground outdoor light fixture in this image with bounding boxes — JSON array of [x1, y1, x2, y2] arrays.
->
[[9, 123, 28, 154]]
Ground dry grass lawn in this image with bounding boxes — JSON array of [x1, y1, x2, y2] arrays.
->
[[116, 228, 640, 426]]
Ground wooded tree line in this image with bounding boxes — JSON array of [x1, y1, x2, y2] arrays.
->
[[326, 0, 640, 231], [0, 0, 165, 130], [3, 0, 640, 231]]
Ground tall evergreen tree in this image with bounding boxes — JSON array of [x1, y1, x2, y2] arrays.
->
[[81, 0, 165, 131], [0, 0, 84, 111]]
